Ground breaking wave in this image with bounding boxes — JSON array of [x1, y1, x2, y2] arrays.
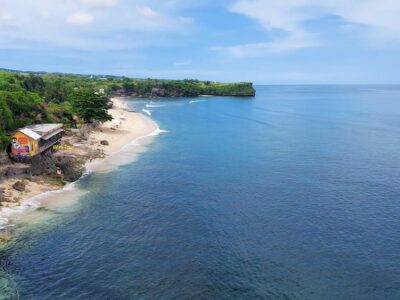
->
[[142, 109, 152, 116], [146, 104, 165, 108]]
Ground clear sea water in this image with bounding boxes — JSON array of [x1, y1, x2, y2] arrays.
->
[[1, 86, 400, 299]]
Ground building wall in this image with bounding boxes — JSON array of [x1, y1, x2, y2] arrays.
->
[[10, 132, 39, 158]]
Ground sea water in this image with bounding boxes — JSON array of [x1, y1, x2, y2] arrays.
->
[[0, 86, 400, 299]]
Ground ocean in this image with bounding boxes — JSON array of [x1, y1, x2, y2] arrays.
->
[[1, 85, 400, 299]]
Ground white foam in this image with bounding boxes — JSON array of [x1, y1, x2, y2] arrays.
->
[[0, 217, 9, 228], [142, 108, 152, 116], [146, 104, 164, 108], [123, 127, 167, 147], [0, 181, 84, 230], [189, 100, 207, 104], [85, 127, 167, 174], [148, 127, 168, 136]]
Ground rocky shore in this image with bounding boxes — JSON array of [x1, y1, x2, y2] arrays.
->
[[0, 125, 105, 209], [0, 98, 158, 231]]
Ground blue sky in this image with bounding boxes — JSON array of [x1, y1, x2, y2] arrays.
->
[[0, 0, 400, 84]]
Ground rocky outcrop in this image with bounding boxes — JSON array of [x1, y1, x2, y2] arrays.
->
[[35, 113, 43, 123], [30, 151, 57, 176], [151, 87, 166, 97], [0, 166, 7, 178], [5, 166, 30, 177], [12, 181, 26, 192], [0, 152, 10, 165], [55, 155, 85, 182]]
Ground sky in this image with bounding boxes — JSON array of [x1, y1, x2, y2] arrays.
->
[[0, 0, 400, 84]]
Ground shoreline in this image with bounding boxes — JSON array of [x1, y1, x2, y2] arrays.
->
[[0, 97, 160, 232]]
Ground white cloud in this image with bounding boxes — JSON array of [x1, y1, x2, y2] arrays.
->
[[66, 12, 94, 25], [81, 0, 118, 8], [0, 0, 194, 50], [137, 7, 158, 17], [0, 13, 14, 21], [173, 60, 192, 67], [39, 10, 50, 20], [178, 17, 194, 24], [212, 37, 316, 58], [223, 0, 400, 58]]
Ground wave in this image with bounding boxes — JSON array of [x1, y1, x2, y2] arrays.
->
[[145, 104, 164, 108], [124, 127, 168, 147], [189, 100, 207, 104], [149, 127, 168, 136], [142, 109, 152, 116]]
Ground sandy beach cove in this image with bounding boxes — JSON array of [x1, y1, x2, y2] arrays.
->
[[0, 98, 160, 232]]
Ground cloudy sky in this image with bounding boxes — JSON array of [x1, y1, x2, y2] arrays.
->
[[0, 0, 399, 83]]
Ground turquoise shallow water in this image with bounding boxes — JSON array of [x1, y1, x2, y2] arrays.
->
[[1, 86, 400, 299]]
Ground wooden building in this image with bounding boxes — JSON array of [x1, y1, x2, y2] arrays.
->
[[10, 124, 63, 160]]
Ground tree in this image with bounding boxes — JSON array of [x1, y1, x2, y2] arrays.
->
[[0, 130, 10, 151], [22, 75, 46, 95], [122, 80, 135, 94], [0, 97, 13, 130], [70, 89, 112, 123], [44, 79, 71, 103]]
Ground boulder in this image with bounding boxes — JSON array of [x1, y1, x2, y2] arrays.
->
[[0, 166, 7, 177], [30, 151, 57, 176], [100, 140, 109, 146], [55, 156, 84, 182], [5, 166, 30, 177], [12, 181, 25, 192]]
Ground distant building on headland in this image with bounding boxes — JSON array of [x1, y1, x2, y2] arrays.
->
[[10, 124, 63, 161]]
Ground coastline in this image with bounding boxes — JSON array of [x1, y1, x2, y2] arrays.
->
[[0, 97, 159, 232]]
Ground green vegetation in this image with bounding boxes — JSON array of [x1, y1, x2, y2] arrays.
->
[[0, 69, 255, 150], [116, 78, 255, 97], [69, 89, 112, 123], [0, 133, 9, 151]]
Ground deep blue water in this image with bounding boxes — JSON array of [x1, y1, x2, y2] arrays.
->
[[1, 86, 400, 299]]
